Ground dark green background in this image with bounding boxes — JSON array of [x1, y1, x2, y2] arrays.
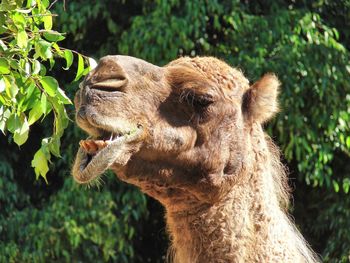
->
[[1, 0, 350, 262]]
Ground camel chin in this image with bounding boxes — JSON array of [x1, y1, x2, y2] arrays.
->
[[72, 124, 144, 185]]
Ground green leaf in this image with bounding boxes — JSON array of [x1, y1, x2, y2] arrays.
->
[[52, 43, 63, 56], [51, 98, 69, 137], [35, 39, 52, 60], [31, 147, 49, 181], [41, 0, 50, 9], [7, 113, 21, 133], [17, 30, 28, 48], [40, 76, 58, 97], [0, 40, 7, 51], [4, 75, 18, 98], [346, 137, 350, 148], [0, 106, 11, 134], [332, 180, 339, 193], [49, 135, 61, 157], [43, 13, 52, 30], [28, 100, 44, 125], [12, 12, 26, 30], [63, 50, 73, 69], [14, 116, 29, 146], [74, 54, 84, 81], [0, 58, 10, 74], [40, 92, 50, 115], [57, 87, 72, 104], [32, 60, 41, 75], [0, 76, 5, 92], [43, 30, 65, 42]]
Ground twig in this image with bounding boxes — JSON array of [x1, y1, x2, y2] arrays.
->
[[48, 0, 60, 10]]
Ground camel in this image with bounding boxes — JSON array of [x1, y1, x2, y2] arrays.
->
[[72, 55, 318, 263]]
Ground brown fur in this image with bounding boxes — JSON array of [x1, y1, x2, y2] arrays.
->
[[72, 55, 319, 262]]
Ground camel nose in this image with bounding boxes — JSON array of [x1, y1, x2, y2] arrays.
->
[[84, 56, 128, 92]]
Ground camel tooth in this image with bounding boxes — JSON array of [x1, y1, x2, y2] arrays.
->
[[109, 133, 114, 141]]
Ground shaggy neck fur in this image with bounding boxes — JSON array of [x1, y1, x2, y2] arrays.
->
[[165, 124, 317, 263]]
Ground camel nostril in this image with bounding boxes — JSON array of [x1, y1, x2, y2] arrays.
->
[[84, 56, 129, 92], [91, 77, 128, 92]]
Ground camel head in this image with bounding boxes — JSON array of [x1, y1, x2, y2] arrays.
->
[[72, 55, 279, 212]]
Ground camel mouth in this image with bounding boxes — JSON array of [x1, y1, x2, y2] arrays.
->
[[72, 125, 143, 185]]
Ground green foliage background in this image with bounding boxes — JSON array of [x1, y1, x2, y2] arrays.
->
[[1, 0, 350, 262]]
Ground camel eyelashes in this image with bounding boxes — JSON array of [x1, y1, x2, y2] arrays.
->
[[180, 90, 214, 109]]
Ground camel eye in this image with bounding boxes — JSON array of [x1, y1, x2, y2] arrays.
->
[[181, 90, 214, 110]]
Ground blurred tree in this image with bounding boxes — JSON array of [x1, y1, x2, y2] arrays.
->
[[1, 0, 349, 262]]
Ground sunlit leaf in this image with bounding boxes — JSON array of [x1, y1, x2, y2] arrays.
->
[[63, 49, 74, 70], [39, 76, 58, 97], [35, 39, 52, 60], [28, 100, 44, 125], [31, 147, 49, 181], [17, 30, 28, 48], [0, 58, 10, 74], [12, 12, 26, 30], [49, 135, 61, 157], [6, 113, 20, 133], [43, 12, 52, 30], [74, 54, 84, 81], [0, 77, 5, 92], [4, 75, 19, 98], [14, 116, 29, 146], [0, 106, 11, 134], [43, 30, 65, 42], [57, 87, 72, 104], [32, 60, 41, 75]]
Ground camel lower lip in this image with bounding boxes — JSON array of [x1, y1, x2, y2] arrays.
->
[[72, 127, 143, 184]]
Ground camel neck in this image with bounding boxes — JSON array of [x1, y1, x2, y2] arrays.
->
[[165, 183, 263, 263], [165, 169, 314, 263]]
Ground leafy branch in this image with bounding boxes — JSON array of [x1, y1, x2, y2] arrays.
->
[[0, 0, 95, 181]]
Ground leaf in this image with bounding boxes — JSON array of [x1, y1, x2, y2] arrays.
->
[[31, 147, 49, 181], [40, 76, 58, 97], [63, 50, 73, 69], [0, 106, 11, 134], [40, 92, 50, 115], [32, 60, 41, 75], [12, 12, 26, 30], [332, 180, 339, 193], [0, 58, 10, 74], [14, 116, 29, 146], [43, 13, 52, 30], [4, 75, 18, 98], [51, 97, 69, 137], [0, 40, 7, 51], [0, 76, 5, 92], [52, 43, 63, 56], [57, 87, 72, 104], [74, 54, 84, 81], [49, 135, 61, 157], [28, 101, 44, 125], [7, 113, 21, 133], [17, 30, 28, 48], [35, 39, 52, 60], [43, 30, 65, 42]]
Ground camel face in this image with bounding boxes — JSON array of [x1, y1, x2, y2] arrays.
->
[[72, 55, 279, 210]]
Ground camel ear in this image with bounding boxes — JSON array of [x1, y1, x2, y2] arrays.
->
[[242, 74, 280, 123]]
